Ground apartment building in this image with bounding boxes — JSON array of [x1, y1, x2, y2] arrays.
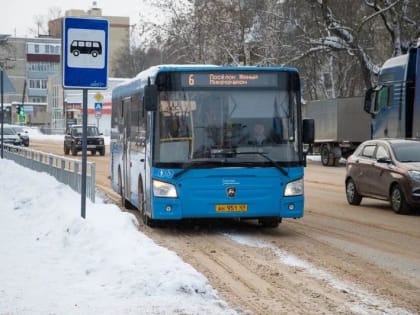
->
[[0, 1, 130, 129]]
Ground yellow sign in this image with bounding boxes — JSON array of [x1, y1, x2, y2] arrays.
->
[[94, 92, 103, 102]]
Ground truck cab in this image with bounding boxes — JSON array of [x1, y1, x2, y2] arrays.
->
[[364, 47, 420, 140]]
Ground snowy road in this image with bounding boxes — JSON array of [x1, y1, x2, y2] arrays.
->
[[29, 139, 420, 314]]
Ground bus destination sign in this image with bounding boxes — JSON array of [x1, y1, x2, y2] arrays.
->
[[181, 72, 278, 88]]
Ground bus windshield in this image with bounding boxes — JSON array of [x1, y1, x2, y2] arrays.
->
[[154, 88, 300, 164]]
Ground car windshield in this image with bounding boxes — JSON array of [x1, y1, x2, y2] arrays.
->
[[391, 142, 420, 162], [71, 126, 99, 136], [13, 126, 24, 133], [3, 127, 16, 136]]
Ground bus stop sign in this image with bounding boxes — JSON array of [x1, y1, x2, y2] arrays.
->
[[62, 17, 109, 89]]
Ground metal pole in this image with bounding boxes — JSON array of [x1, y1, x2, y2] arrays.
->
[[81, 89, 88, 218]]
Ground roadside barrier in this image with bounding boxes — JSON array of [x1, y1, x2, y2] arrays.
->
[[2, 144, 96, 202]]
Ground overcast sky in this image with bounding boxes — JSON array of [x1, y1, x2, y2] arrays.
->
[[0, 0, 153, 38]]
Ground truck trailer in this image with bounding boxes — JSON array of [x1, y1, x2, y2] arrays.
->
[[304, 97, 371, 166]]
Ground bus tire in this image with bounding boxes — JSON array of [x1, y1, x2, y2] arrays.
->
[[138, 179, 157, 227], [118, 167, 126, 208], [259, 217, 281, 228]]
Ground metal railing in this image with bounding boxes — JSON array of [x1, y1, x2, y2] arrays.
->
[[1, 144, 96, 202]]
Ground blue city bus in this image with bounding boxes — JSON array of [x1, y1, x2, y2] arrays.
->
[[111, 65, 314, 227]]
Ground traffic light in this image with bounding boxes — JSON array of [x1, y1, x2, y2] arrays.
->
[[15, 105, 25, 116]]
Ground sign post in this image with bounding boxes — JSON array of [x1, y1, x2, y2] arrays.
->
[[1, 68, 16, 159], [63, 17, 109, 218]]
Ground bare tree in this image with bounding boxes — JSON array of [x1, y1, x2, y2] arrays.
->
[[29, 7, 62, 37], [128, 0, 420, 98]]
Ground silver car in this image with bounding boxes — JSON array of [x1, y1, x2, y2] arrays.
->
[[1, 126, 23, 146]]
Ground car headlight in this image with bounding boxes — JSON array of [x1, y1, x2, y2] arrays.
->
[[408, 170, 420, 181], [153, 180, 178, 198], [284, 178, 303, 196]]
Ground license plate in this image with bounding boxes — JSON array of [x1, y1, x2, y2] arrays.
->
[[87, 145, 96, 148], [215, 204, 248, 212]]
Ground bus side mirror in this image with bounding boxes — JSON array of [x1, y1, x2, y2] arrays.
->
[[144, 84, 158, 111], [302, 118, 315, 144]]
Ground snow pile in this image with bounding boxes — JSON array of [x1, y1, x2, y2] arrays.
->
[[0, 159, 236, 315]]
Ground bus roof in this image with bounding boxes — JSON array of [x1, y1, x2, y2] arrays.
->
[[112, 64, 299, 99]]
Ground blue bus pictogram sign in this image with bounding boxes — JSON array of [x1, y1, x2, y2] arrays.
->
[[62, 17, 109, 89]]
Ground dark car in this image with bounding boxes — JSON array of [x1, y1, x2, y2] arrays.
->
[[64, 125, 105, 156], [345, 139, 420, 214], [0, 126, 23, 146]]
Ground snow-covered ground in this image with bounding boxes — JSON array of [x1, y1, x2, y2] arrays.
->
[[0, 156, 237, 315]]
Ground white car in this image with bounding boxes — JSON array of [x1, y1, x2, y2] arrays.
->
[[1, 126, 23, 146]]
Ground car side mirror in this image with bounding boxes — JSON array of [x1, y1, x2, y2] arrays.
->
[[377, 157, 392, 164]]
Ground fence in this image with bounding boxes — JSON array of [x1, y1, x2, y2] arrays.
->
[[1, 144, 96, 202]]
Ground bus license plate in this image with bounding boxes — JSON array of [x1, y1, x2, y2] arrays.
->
[[215, 204, 248, 212]]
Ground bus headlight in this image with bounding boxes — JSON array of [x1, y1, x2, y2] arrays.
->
[[284, 178, 303, 196], [153, 180, 178, 198]]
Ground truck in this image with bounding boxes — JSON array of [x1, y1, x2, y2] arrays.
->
[[364, 46, 420, 140], [304, 97, 371, 166]]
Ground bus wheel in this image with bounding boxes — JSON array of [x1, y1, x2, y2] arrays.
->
[[138, 178, 155, 227], [259, 217, 281, 228], [118, 167, 126, 208]]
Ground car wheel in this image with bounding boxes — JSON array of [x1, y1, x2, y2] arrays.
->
[[71, 145, 78, 156], [99, 148, 105, 156], [64, 145, 70, 155], [390, 184, 411, 214], [346, 178, 362, 205]]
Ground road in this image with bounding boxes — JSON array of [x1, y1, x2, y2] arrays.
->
[[31, 140, 420, 315]]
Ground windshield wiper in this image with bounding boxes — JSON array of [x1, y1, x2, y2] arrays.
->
[[173, 159, 226, 178], [174, 151, 289, 178], [233, 151, 289, 176]]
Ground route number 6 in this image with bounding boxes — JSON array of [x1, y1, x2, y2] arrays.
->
[[188, 74, 195, 86]]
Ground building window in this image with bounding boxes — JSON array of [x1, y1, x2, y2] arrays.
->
[[29, 79, 48, 89]]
